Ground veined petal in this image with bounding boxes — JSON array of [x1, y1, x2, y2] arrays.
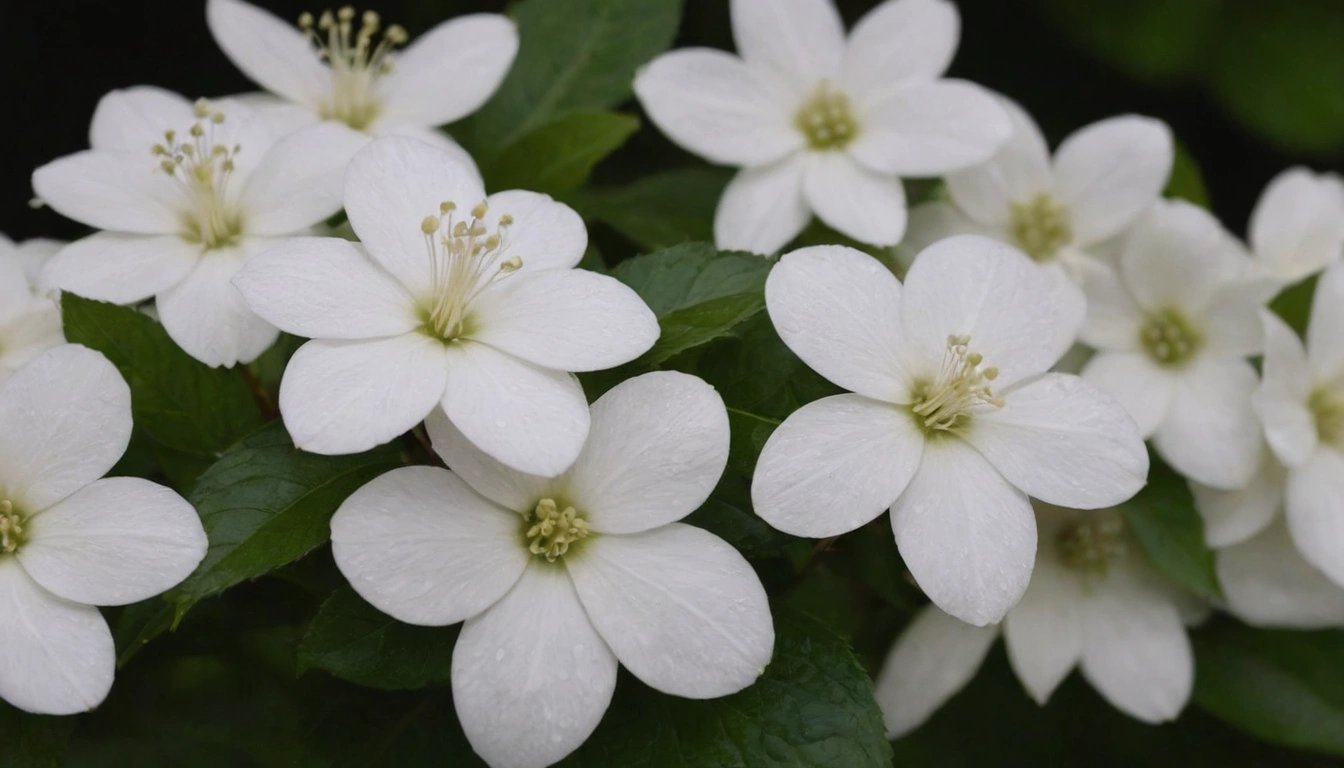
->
[[730, 0, 845, 84], [330, 466, 530, 626], [849, 80, 1011, 177], [441, 343, 589, 477], [765, 245, 914, 402], [374, 124, 483, 185], [1118, 201, 1240, 315], [967, 373, 1148, 509], [0, 345, 130, 512], [279, 335, 448, 454], [634, 49, 802, 167], [891, 438, 1035, 626], [1249, 168, 1344, 285], [1254, 310, 1316, 468], [239, 122, 369, 234], [32, 151, 182, 235], [945, 96, 1052, 226], [1286, 447, 1344, 590], [803, 152, 907, 246], [567, 524, 773, 698], [1052, 116, 1173, 246], [752, 394, 923, 537], [1307, 261, 1344, 381], [479, 190, 588, 274], [1003, 552, 1085, 704], [1080, 352, 1174, 438], [206, 0, 328, 108], [843, 0, 960, 104], [1190, 454, 1286, 548], [714, 156, 810, 256], [89, 86, 195, 153], [453, 563, 617, 768], [1219, 520, 1344, 629], [378, 14, 518, 127], [874, 604, 996, 738], [0, 559, 113, 716], [41, 233, 200, 305], [425, 408, 554, 513], [1153, 357, 1261, 490], [1076, 257, 1142, 353], [156, 244, 279, 367], [233, 237, 420, 340], [19, 478, 205, 606]]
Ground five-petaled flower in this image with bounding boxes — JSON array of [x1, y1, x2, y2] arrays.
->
[[1243, 167, 1344, 288]]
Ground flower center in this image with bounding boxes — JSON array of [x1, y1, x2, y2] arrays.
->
[[795, 81, 858, 150], [909, 335, 1004, 434], [153, 99, 244, 249], [418, 200, 522, 341], [300, 7, 407, 131], [1056, 511, 1127, 578], [524, 498, 591, 562], [0, 500, 26, 554], [1009, 194, 1072, 262], [1310, 386, 1344, 447], [1139, 308, 1202, 366]]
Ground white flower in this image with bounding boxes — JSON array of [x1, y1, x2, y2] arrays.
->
[[33, 88, 367, 367], [1245, 167, 1344, 287], [329, 371, 773, 768], [0, 344, 207, 715], [750, 237, 1148, 625], [0, 234, 64, 382], [902, 100, 1174, 340], [875, 505, 1194, 736], [1249, 261, 1344, 588], [1215, 519, 1344, 630], [633, 0, 1010, 254], [234, 136, 658, 475], [207, 0, 515, 169], [1078, 199, 1263, 490]]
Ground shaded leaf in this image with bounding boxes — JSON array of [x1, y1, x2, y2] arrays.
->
[[575, 167, 731, 250], [1120, 456, 1221, 601], [299, 586, 458, 690], [481, 111, 639, 196]]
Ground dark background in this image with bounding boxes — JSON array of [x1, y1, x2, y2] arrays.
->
[[5, 0, 1339, 245]]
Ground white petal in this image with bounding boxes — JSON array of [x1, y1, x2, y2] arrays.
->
[[89, 86, 194, 153], [1052, 116, 1173, 245], [331, 466, 530, 625], [1249, 168, 1344, 284], [1307, 261, 1344, 381], [634, 49, 801, 167], [375, 124, 484, 186], [226, 92, 321, 135], [344, 136, 487, 292], [468, 270, 658, 372], [1003, 554, 1084, 704], [1200, 282, 1267, 359], [567, 524, 772, 698], [565, 372, 728, 534], [944, 96, 1052, 225], [1191, 455, 1286, 548], [1219, 519, 1344, 629], [753, 394, 923, 537], [239, 122, 368, 234], [32, 151, 181, 235], [480, 190, 588, 274], [0, 345, 130, 512], [1254, 310, 1316, 467], [897, 202, 1001, 270], [453, 563, 617, 768], [1079, 564, 1193, 723], [441, 343, 589, 477], [280, 335, 448, 454], [714, 156, 811, 255], [0, 310, 65, 380], [18, 477, 204, 606], [1076, 257, 1143, 352], [425, 408, 554, 512], [849, 80, 1011, 177], [41, 233, 201, 305], [155, 244, 279, 367], [900, 234, 1063, 387], [843, 0, 960, 103], [206, 0, 328, 107], [730, 0, 845, 84], [891, 438, 1035, 626], [875, 605, 997, 738], [765, 245, 914, 401], [1153, 357, 1261, 490], [802, 152, 907, 246], [1041, 262, 1089, 362], [0, 559, 113, 715], [378, 14, 518, 127], [1118, 201, 1240, 314], [1286, 447, 1344, 590], [966, 373, 1148, 508], [1080, 352, 1174, 438]]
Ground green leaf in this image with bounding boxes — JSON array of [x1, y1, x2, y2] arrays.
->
[[1270, 273, 1318, 336], [471, 0, 683, 152], [480, 111, 639, 196], [1194, 622, 1344, 756], [574, 167, 731, 251], [60, 295, 264, 487], [695, 315, 843, 421], [112, 598, 176, 668], [1035, 0, 1220, 82], [559, 604, 892, 767], [1120, 456, 1221, 601], [725, 406, 778, 477], [169, 421, 402, 615], [299, 586, 458, 690], [0, 705, 76, 768], [1164, 140, 1211, 208], [304, 689, 483, 767], [684, 474, 796, 560]]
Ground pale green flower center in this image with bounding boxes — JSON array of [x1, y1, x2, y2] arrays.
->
[[153, 98, 244, 250], [1009, 194, 1072, 263], [1056, 511, 1127, 577], [300, 7, 407, 132], [1140, 308, 1202, 366], [795, 81, 858, 151], [1310, 387, 1344, 447], [418, 200, 522, 342], [0, 499, 26, 555], [524, 498, 590, 562], [909, 334, 1004, 435]]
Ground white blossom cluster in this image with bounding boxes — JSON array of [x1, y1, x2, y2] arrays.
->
[[5, 0, 1342, 765]]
